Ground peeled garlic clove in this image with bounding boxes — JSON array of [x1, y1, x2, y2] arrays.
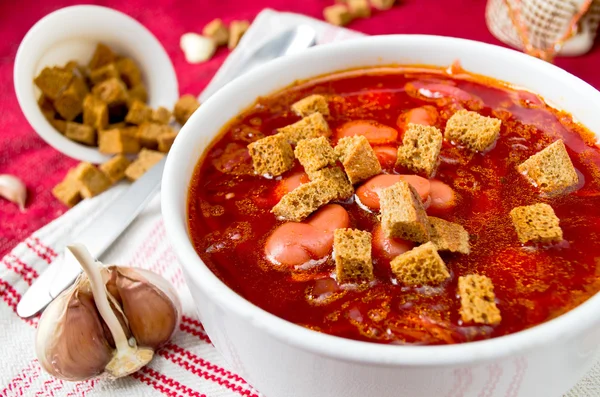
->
[[36, 276, 113, 381], [180, 33, 216, 63], [0, 174, 27, 211], [113, 266, 182, 349]]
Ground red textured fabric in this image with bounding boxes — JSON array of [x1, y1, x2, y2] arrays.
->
[[0, 0, 599, 258]]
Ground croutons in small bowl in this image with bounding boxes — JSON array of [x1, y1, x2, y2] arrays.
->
[[14, 5, 178, 163]]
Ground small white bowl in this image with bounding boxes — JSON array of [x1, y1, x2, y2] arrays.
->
[[14, 5, 179, 164]]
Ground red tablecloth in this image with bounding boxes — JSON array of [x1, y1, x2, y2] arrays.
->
[[1, 0, 599, 258]]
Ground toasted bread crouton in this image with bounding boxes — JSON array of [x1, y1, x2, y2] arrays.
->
[[99, 154, 131, 183], [380, 181, 430, 242], [278, 113, 331, 144], [92, 77, 128, 106], [517, 140, 578, 196], [509, 203, 562, 243], [348, 0, 371, 18], [323, 4, 353, 26], [390, 242, 449, 286], [73, 162, 112, 198], [116, 58, 143, 88], [125, 149, 165, 181], [38, 95, 56, 120], [52, 169, 82, 207], [335, 135, 382, 184], [138, 122, 175, 149], [248, 133, 295, 177], [228, 20, 250, 50], [307, 166, 354, 199], [428, 216, 470, 254], [98, 128, 140, 154], [54, 77, 88, 121], [89, 63, 120, 85], [128, 84, 148, 105], [125, 100, 152, 125], [34, 67, 74, 100], [445, 110, 501, 152], [294, 136, 337, 173], [89, 43, 116, 70], [371, 0, 395, 10], [157, 131, 178, 153], [396, 123, 443, 177], [174, 94, 200, 125], [65, 122, 96, 146], [291, 95, 330, 117], [151, 107, 172, 125], [203, 18, 229, 46], [83, 94, 109, 130], [334, 229, 374, 283], [458, 274, 501, 325], [50, 119, 67, 134]]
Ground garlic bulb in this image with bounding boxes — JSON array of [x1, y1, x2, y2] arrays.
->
[[180, 33, 216, 63], [36, 244, 181, 381], [0, 174, 27, 211]]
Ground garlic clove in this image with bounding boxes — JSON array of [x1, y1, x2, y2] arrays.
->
[[180, 33, 216, 63], [113, 266, 182, 350], [0, 174, 27, 211], [36, 276, 113, 381]]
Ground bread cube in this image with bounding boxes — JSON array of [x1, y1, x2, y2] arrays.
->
[[73, 162, 112, 198], [278, 113, 331, 144], [83, 95, 108, 130], [89, 63, 120, 85], [509, 203, 563, 244], [99, 154, 131, 183], [308, 166, 354, 199], [370, 0, 395, 10], [50, 119, 67, 134], [248, 133, 295, 176], [88, 43, 116, 70], [116, 57, 143, 88], [54, 77, 89, 121], [335, 135, 382, 184], [125, 149, 165, 181], [380, 181, 430, 242], [334, 229, 374, 283], [128, 84, 148, 104], [323, 4, 353, 26], [203, 18, 229, 46], [228, 20, 250, 50], [38, 95, 56, 120], [428, 216, 470, 254], [52, 169, 82, 207], [98, 128, 140, 154], [151, 107, 172, 124], [348, 0, 371, 18], [65, 122, 96, 146], [294, 136, 337, 173], [125, 100, 152, 125], [92, 77, 128, 106], [458, 274, 501, 325], [517, 140, 578, 196], [396, 123, 443, 177], [391, 242, 449, 286], [444, 110, 501, 152], [291, 94, 330, 117], [174, 94, 200, 125], [157, 131, 177, 153], [34, 67, 74, 100]]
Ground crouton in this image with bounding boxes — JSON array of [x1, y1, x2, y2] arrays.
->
[[291, 94, 330, 117], [34, 67, 73, 100], [83, 95, 109, 130], [92, 77, 128, 106], [157, 131, 178, 153], [174, 94, 200, 125], [105, 122, 127, 130], [128, 84, 148, 104], [228, 20, 250, 50], [307, 166, 354, 199], [444, 110, 501, 152], [50, 119, 67, 134], [348, 0, 371, 18], [38, 95, 56, 120], [89, 63, 120, 85], [125, 100, 152, 125], [73, 162, 112, 198], [278, 113, 331, 144], [98, 128, 140, 154], [509, 203, 563, 244], [203, 18, 229, 46], [334, 229, 374, 283], [248, 133, 295, 176], [380, 181, 430, 242], [390, 242, 449, 286], [323, 4, 353, 26], [124, 149, 165, 181], [428, 216, 470, 254], [151, 107, 172, 124], [88, 43, 116, 70], [396, 123, 443, 177], [516, 140, 578, 196], [138, 122, 176, 149], [370, 0, 395, 10], [294, 136, 337, 173], [54, 77, 88, 121], [335, 135, 382, 184], [99, 154, 131, 183], [52, 169, 82, 207], [65, 122, 96, 146], [458, 274, 501, 325], [116, 58, 143, 88]]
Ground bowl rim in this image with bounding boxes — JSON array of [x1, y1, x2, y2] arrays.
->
[[163, 34, 600, 367], [13, 4, 178, 164]]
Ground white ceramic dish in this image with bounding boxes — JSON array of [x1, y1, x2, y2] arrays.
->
[[162, 35, 600, 397], [14, 5, 179, 164]]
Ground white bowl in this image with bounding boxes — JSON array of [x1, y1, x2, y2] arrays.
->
[[14, 5, 178, 164], [162, 35, 600, 397]]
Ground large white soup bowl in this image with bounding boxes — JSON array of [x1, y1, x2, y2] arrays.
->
[[162, 35, 600, 397]]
